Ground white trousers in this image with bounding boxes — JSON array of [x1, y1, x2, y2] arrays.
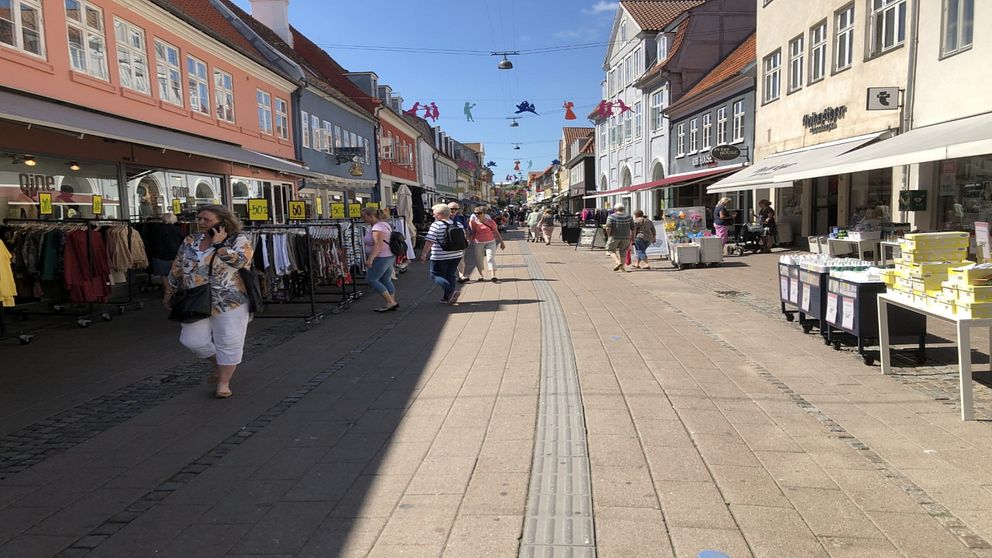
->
[[179, 304, 250, 366], [473, 241, 497, 274]]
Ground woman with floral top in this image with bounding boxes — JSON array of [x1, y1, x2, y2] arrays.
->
[[164, 205, 253, 399]]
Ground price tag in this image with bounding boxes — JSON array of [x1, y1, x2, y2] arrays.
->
[[801, 285, 812, 312], [330, 203, 345, 219], [780, 277, 789, 299], [366, 202, 380, 210], [247, 198, 269, 221], [790, 279, 800, 305], [288, 200, 306, 220], [315, 197, 323, 216], [348, 203, 361, 218], [841, 298, 855, 330], [172, 198, 182, 214], [38, 192, 53, 215], [826, 293, 839, 324], [91, 195, 103, 215]]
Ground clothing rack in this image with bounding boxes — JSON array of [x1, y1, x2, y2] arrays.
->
[[0, 218, 144, 335]]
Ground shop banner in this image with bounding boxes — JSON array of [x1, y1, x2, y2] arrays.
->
[[38, 192, 53, 215], [330, 203, 345, 219], [247, 198, 269, 221], [92, 195, 103, 215], [288, 201, 306, 221], [841, 298, 855, 330], [826, 293, 839, 324], [348, 204, 361, 218]]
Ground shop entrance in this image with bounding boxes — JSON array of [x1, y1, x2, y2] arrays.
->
[[813, 176, 838, 234]]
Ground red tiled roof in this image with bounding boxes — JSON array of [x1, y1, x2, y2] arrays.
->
[[620, 0, 704, 32], [580, 136, 595, 155], [563, 126, 594, 147], [636, 18, 689, 84], [673, 33, 755, 107], [156, 0, 267, 62]]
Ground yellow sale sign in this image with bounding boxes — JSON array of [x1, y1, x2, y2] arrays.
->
[[288, 200, 306, 220], [91, 195, 103, 215], [330, 203, 345, 219], [247, 198, 269, 221], [38, 192, 53, 215]]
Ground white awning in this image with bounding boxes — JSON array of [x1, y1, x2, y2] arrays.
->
[[707, 133, 884, 194], [777, 112, 992, 180]]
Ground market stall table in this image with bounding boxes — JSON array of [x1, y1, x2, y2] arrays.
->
[[878, 292, 990, 421], [827, 237, 881, 262]]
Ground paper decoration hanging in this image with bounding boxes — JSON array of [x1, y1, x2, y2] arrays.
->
[[563, 101, 576, 120], [514, 160, 521, 171], [616, 99, 632, 114], [527, 160, 533, 170], [597, 98, 633, 119], [403, 102, 440, 121], [486, 161, 497, 168], [551, 159, 561, 166], [464, 102, 476, 122], [403, 102, 421, 117], [514, 101, 538, 115]]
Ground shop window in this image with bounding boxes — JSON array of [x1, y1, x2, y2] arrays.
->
[[232, 181, 249, 198], [835, 5, 855, 71], [942, 0, 974, 56], [256, 89, 272, 135], [688, 118, 698, 154], [676, 123, 685, 157], [788, 35, 804, 92], [851, 168, 893, 227], [214, 69, 235, 123], [938, 156, 992, 231], [809, 21, 827, 83], [66, 0, 107, 80], [716, 106, 728, 145], [0, 153, 120, 220], [154, 39, 182, 106], [194, 182, 213, 200], [275, 98, 289, 140], [701, 113, 712, 150], [0, 0, 44, 57], [869, 0, 906, 57], [762, 49, 781, 103], [187, 55, 210, 115], [301, 111, 310, 149], [114, 18, 148, 94], [732, 100, 745, 143]]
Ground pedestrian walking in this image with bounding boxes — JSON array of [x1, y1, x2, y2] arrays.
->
[[448, 202, 470, 283], [540, 209, 556, 245], [469, 205, 505, 282], [605, 203, 634, 272], [362, 207, 399, 312], [631, 209, 655, 269], [164, 205, 253, 399], [714, 196, 735, 256], [421, 203, 467, 305], [526, 208, 542, 242]]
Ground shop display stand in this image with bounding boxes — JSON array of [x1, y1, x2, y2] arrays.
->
[[797, 267, 830, 337], [823, 278, 926, 365], [778, 262, 802, 324], [308, 219, 365, 302]]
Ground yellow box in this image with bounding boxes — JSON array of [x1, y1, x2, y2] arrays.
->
[[930, 299, 958, 317], [947, 265, 992, 286], [956, 301, 992, 319], [953, 285, 992, 303], [899, 248, 968, 264], [898, 261, 958, 280], [904, 232, 970, 241]]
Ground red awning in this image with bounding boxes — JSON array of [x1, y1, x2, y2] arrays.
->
[[583, 164, 744, 199]]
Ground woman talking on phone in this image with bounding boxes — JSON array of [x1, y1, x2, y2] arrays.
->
[[163, 205, 253, 399]]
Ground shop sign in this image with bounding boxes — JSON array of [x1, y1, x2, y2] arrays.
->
[[802, 106, 848, 134], [710, 145, 741, 161], [19, 173, 55, 197], [866, 87, 900, 111], [172, 199, 182, 214], [38, 192, 53, 215], [330, 203, 345, 219], [691, 153, 715, 167], [288, 200, 307, 220], [898, 190, 927, 212], [92, 195, 103, 215], [348, 203, 361, 218], [171, 186, 190, 200], [366, 202, 379, 210], [247, 198, 269, 221], [315, 197, 323, 216]]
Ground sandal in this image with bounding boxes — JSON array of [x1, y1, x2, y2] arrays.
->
[[374, 304, 399, 313], [215, 389, 233, 399]]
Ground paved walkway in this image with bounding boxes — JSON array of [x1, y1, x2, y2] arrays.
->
[[0, 230, 991, 557]]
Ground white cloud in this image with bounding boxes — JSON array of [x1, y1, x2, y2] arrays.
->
[[555, 28, 601, 41], [584, 1, 619, 14]]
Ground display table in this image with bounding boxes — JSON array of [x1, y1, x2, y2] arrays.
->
[[827, 237, 881, 262], [878, 292, 990, 421]]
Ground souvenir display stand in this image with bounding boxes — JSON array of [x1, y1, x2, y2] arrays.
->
[[664, 207, 723, 269]]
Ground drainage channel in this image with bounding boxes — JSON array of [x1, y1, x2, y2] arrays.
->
[[519, 250, 596, 558]]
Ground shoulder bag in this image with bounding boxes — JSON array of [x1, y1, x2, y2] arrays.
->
[[168, 250, 216, 323]]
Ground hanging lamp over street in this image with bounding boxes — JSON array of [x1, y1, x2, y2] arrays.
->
[[491, 51, 519, 70]]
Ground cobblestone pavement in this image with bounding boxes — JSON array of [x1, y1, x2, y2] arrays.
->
[[1, 231, 991, 557]]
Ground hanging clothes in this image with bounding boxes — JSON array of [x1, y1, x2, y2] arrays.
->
[[0, 239, 16, 307]]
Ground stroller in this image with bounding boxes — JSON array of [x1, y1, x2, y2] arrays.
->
[[731, 223, 766, 256]]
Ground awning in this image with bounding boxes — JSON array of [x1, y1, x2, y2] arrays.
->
[[583, 183, 643, 200], [707, 133, 884, 194], [584, 165, 744, 199], [0, 90, 317, 177], [778, 112, 992, 180]]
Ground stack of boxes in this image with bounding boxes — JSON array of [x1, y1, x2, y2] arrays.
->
[[941, 263, 992, 318]]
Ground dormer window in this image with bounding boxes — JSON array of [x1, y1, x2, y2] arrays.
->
[[656, 33, 668, 61]]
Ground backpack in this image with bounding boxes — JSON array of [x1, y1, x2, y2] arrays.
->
[[388, 230, 406, 256], [438, 221, 468, 251]]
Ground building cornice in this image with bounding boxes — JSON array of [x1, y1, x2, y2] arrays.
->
[[665, 75, 754, 120]]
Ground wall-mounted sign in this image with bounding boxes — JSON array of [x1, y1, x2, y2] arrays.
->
[[866, 87, 900, 111], [348, 203, 361, 218], [91, 195, 103, 215], [710, 145, 741, 161], [898, 190, 928, 212], [19, 173, 55, 197], [172, 199, 182, 214], [330, 203, 345, 219], [802, 106, 848, 134], [315, 197, 323, 216], [349, 162, 365, 177], [288, 200, 306, 220], [691, 153, 715, 167], [247, 198, 269, 221], [38, 192, 53, 215]]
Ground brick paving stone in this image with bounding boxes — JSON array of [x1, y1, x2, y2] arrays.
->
[[593, 506, 674, 558], [668, 526, 752, 558]]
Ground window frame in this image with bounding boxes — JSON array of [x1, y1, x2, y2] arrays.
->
[[275, 98, 289, 140], [154, 38, 183, 107], [788, 34, 804, 93], [941, 0, 974, 57], [834, 4, 855, 72], [301, 110, 310, 149], [732, 100, 745, 144], [701, 113, 712, 150], [676, 123, 685, 157], [809, 20, 827, 83], [868, 0, 907, 58], [762, 49, 782, 104], [113, 17, 148, 94], [634, 101, 642, 139], [650, 91, 664, 132], [186, 54, 210, 115], [310, 115, 320, 149], [256, 89, 273, 135], [688, 118, 699, 154], [66, 0, 109, 80], [716, 107, 728, 145], [0, 0, 45, 58], [213, 68, 235, 123], [623, 108, 632, 143]]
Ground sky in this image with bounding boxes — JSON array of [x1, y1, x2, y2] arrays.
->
[[230, 0, 618, 181]]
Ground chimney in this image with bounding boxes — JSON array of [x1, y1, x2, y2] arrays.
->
[[250, 0, 292, 47]]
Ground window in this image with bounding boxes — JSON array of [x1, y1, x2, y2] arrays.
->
[[350, 132, 358, 150], [275, 98, 288, 139], [322, 121, 331, 152], [609, 69, 616, 95], [763, 49, 781, 103], [633, 48, 641, 80], [609, 115, 616, 146], [634, 102, 642, 139], [942, 0, 974, 56], [869, 0, 906, 56], [688, 118, 698, 153], [732, 100, 745, 142], [186, 55, 209, 115], [256, 89, 272, 135], [623, 109, 632, 142], [213, 69, 234, 122], [0, 0, 44, 57], [599, 123, 606, 149], [619, 20, 626, 43], [301, 111, 309, 149], [154, 39, 182, 106], [363, 138, 370, 164], [788, 35, 804, 92], [113, 19, 148, 93], [310, 115, 320, 149], [676, 123, 685, 157], [625, 54, 632, 84], [809, 22, 827, 82], [716, 107, 728, 145], [657, 33, 668, 61], [66, 0, 108, 79], [835, 5, 855, 71], [701, 113, 712, 150], [650, 91, 664, 132], [334, 125, 342, 149]]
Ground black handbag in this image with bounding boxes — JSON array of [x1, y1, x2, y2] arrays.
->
[[168, 251, 216, 323], [238, 267, 264, 315]]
